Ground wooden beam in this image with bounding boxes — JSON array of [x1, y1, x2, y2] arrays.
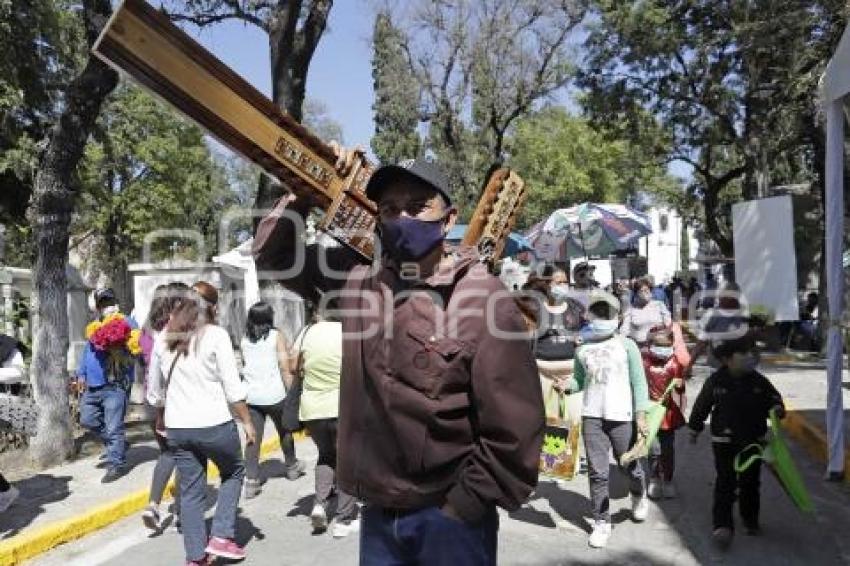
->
[[93, 0, 377, 259], [93, 0, 526, 264]]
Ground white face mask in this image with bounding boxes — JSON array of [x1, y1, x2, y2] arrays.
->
[[101, 305, 119, 316]]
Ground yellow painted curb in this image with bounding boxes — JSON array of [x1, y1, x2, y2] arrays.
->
[[0, 431, 304, 566], [781, 405, 849, 483]]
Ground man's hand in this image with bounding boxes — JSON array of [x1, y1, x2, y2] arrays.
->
[[243, 421, 257, 446], [635, 411, 648, 437], [69, 378, 85, 394], [672, 378, 684, 389], [439, 501, 464, 523], [329, 141, 366, 176], [552, 378, 570, 394]]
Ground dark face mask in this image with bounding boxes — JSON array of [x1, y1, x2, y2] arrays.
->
[[377, 215, 447, 262]]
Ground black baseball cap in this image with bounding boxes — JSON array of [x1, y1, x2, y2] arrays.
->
[[94, 288, 117, 307], [573, 261, 595, 276], [365, 158, 452, 205]]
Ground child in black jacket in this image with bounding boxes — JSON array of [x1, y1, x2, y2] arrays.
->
[[688, 337, 785, 548]]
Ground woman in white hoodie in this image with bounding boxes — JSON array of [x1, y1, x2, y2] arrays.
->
[[147, 281, 256, 565]]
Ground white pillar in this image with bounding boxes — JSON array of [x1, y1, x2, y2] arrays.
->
[[825, 98, 845, 476]]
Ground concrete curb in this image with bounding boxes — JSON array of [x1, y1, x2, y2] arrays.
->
[[0, 432, 300, 566], [781, 406, 849, 484]]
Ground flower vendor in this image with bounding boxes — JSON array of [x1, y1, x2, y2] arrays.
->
[[76, 288, 141, 483]]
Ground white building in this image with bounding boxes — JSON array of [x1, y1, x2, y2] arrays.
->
[[640, 207, 699, 283]]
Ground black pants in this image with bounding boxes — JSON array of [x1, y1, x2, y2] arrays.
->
[[245, 400, 296, 480], [305, 418, 357, 521], [712, 442, 761, 530], [649, 429, 676, 481]]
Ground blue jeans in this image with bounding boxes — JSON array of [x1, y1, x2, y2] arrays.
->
[[79, 383, 128, 467], [360, 504, 498, 566], [168, 421, 245, 562]]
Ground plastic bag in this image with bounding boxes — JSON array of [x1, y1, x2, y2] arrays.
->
[[733, 409, 814, 513], [539, 391, 581, 481]]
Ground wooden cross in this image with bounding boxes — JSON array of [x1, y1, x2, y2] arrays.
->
[[93, 0, 525, 263]]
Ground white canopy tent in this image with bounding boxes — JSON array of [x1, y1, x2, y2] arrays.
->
[[212, 238, 260, 311], [820, 25, 849, 477]]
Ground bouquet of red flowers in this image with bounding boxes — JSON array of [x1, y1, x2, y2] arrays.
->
[[85, 313, 142, 381]]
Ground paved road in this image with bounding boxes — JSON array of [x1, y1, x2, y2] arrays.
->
[[34, 368, 850, 566]]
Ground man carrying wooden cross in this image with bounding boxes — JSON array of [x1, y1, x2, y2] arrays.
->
[[91, 2, 542, 561], [253, 149, 544, 566]]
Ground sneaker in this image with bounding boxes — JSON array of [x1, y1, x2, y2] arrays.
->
[[712, 527, 733, 549], [331, 518, 360, 539], [244, 479, 262, 499], [631, 493, 649, 522], [284, 460, 306, 481], [142, 503, 162, 531], [101, 466, 128, 484], [310, 504, 328, 533], [662, 482, 677, 499], [588, 520, 612, 548], [205, 536, 246, 560], [743, 522, 761, 536], [185, 555, 212, 566], [0, 486, 19, 512], [647, 479, 663, 500]]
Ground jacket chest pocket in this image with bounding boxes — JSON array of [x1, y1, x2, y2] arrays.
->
[[393, 324, 469, 398]]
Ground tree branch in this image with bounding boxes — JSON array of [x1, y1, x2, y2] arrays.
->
[[165, 0, 267, 31], [292, 0, 332, 73]]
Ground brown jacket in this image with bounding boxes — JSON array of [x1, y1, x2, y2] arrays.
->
[[254, 198, 544, 522]]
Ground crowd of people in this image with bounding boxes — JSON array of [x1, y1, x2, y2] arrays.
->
[[520, 265, 784, 550], [56, 150, 788, 565]]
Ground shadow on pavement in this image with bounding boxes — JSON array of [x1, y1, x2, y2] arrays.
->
[[534, 549, 674, 566], [126, 445, 162, 469], [0, 473, 72, 538], [516, 464, 636, 534], [74, 420, 163, 477], [201, 513, 264, 550], [286, 494, 314, 518], [259, 459, 289, 479], [647, 410, 850, 566]]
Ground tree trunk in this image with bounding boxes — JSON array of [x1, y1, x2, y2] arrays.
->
[[254, 0, 334, 220], [26, 0, 118, 468], [701, 180, 733, 258], [252, 1, 333, 342]]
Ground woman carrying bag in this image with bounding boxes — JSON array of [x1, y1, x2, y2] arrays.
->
[[522, 275, 583, 481], [147, 281, 256, 565], [288, 301, 359, 538]]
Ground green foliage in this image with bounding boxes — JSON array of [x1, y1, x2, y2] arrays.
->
[[580, 0, 848, 254], [73, 85, 241, 280], [0, 0, 87, 241], [371, 11, 421, 165], [508, 107, 681, 229], [542, 433, 567, 456], [389, 0, 586, 215]]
